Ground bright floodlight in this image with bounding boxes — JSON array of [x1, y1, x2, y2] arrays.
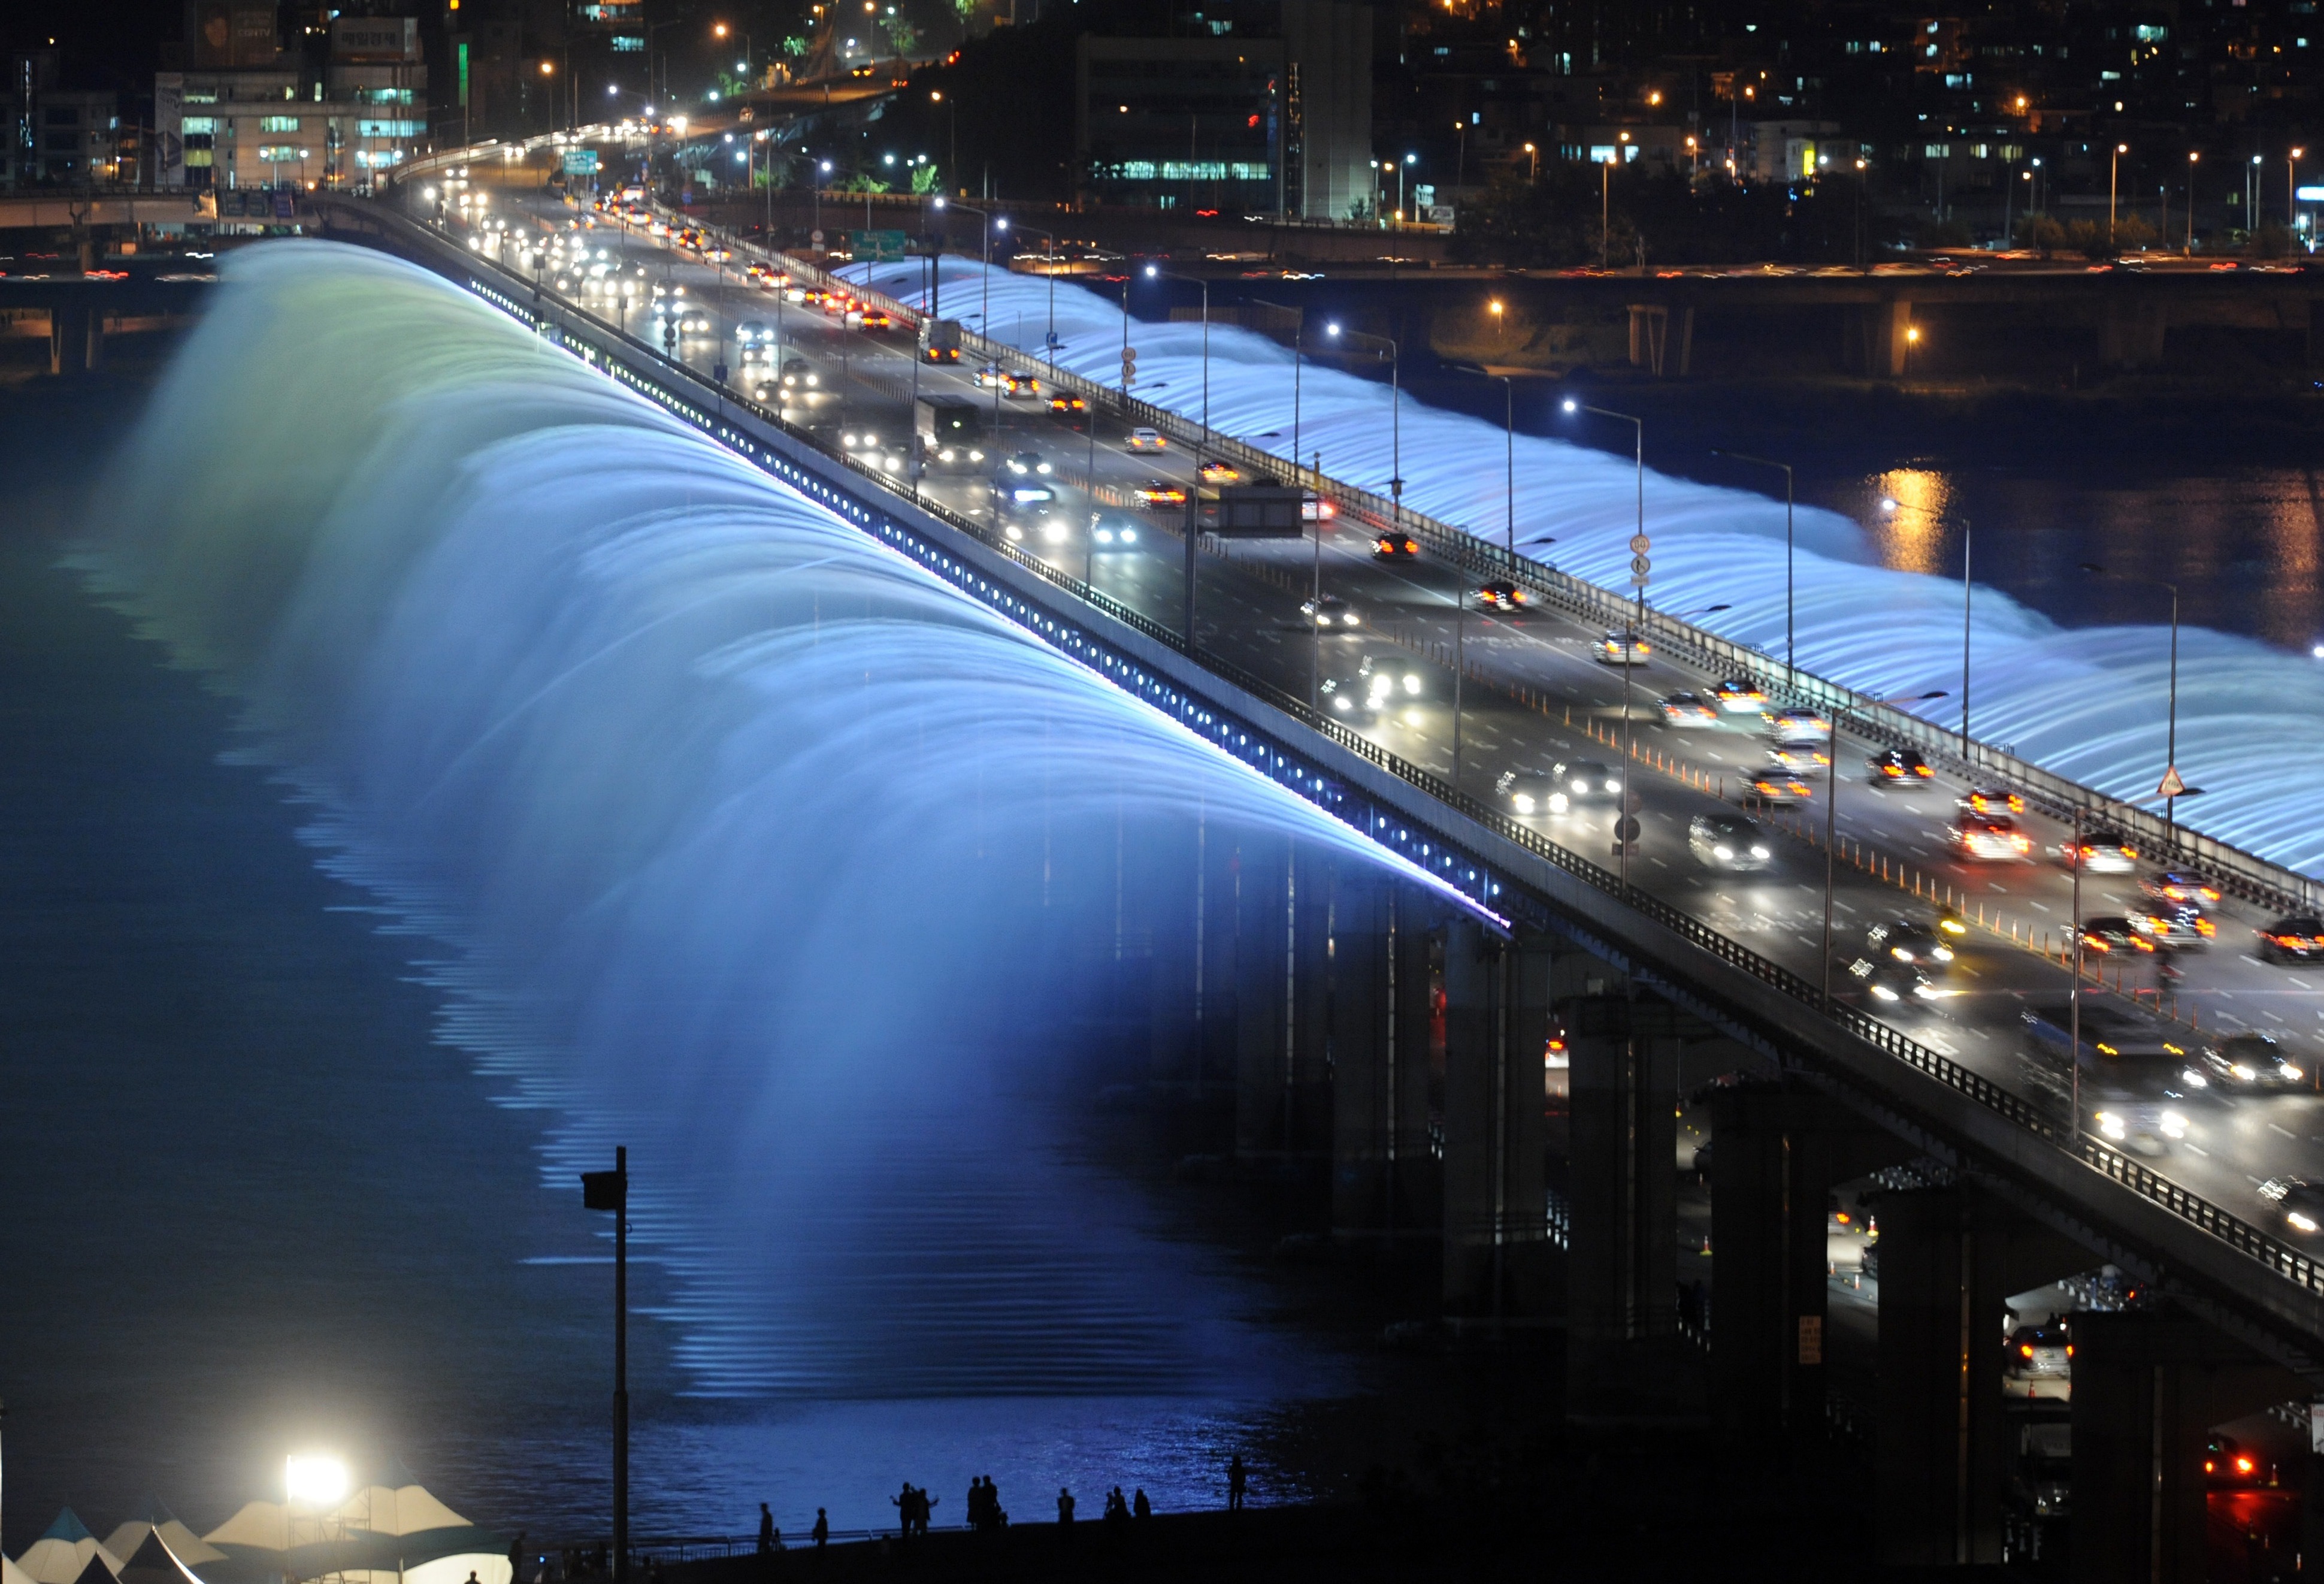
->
[[1880, 497, 1899, 511], [932, 197, 946, 208], [1143, 263, 1157, 276], [286, 1455, 349, 1506], [995, 217, 1008, 231], [2313, 644, 2324, 660], [1560, 397, 1577, 413], [1326, 321, 1340, 335]]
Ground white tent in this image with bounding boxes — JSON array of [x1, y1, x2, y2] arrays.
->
[[113, 1532, 206, 1584], [198, 1506, 286, 1556], [202, 1474, 504, 1584], [17, 1513, 119, 1584], [8, 1553, 42, 1584], [328, 1489, 470, 1541], [103, 1517, 223, 1571]]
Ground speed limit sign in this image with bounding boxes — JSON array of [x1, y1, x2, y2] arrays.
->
[[1629, 533, 1651, 554]]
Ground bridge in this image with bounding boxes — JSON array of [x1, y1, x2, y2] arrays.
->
[[256, 155, 2324, 1577]]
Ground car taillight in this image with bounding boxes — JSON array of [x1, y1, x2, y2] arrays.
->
[[2020, 1344, 2034, 1358], [1915, 765, 1933, 776]]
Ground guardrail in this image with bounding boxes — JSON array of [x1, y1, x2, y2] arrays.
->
[[347, 195, 2324, 1331]]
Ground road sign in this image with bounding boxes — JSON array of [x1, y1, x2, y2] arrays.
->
[[1630, 554, 1652, 576], [1202, 486, 1305, 538], [810, 228, 825, 247], [1629, 533, 1652, 554], [2157, 765, 2187, 798], [851, 228, 908, 261], [562, 149, 600, 176], [1630, 573, 1651, 588], [1614, 815, 1642, 842]]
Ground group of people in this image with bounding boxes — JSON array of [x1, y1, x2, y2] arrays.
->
[[965, 1476, 1008, 1531], [751, 1452, 1247, 1550], [888, 1484, 940, 1536]]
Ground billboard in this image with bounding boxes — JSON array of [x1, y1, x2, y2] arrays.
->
[[562, 149, 601, 175], [188, 2, 282, 68], [153, 74, 184, 187], [850, 228, 908, 261], [1200, 485, 1304, 538], [332, 16, 420, 61]]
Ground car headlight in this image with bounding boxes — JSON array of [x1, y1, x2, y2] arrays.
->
[[1712, 845, 1733, 860], [2232, 1065, 2257, 1081], [2293, 1212, 2321, 1233], [1931, 946, 1954, 962], [1750, 845, 1769, 858], [1403, 675, 1421, 696], [2160, 1111, 2187, 1139], [1332, 696, 1352, 712], [2286, 1065, 2306, 1082], [1570, 779, 1590, 794], [2096, 1111, 2127, 1140], [1871, 984, 1900, 1002], [2181, 1069, 2208, 1087], [1513, 795, 1536, 814], [1003, 524, 1024, 541], [1913, 981, 1938, 998], [1891, 947, 1914, 961], [1549, 793, 1570, 814], [1121, 528, 1137, 543], [1603, 779, 1621, 793]]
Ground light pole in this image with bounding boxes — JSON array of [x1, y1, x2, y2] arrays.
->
[[1563, 397, 1646, 890], [2186, 149, 2200, 253], [1146, 264, 1212, 647], [1600, 155, 1612, 269], [1324, 321, 1400, 529], [1311, 449, 1326, 709], [1711, 449, 1795, 684], [1496, 374, 1516, 557], [1523, 142, 1538, 182], [2082, 561, 2185, 839], [579, 1150, 630, 1584], [1820, 693, 1948, 1003], [2292, 147, 2305, 231], [2110, 143, 2128, 246], [1881, 497, 1974, 755], [1452, 584, 1467, 782]]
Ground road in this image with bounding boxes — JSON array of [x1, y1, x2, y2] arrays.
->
[[430, 162, 2324, 1250]]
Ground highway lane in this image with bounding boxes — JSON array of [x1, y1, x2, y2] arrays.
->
[[455, 173, 2324, 1240]]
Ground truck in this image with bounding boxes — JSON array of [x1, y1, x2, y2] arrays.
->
[[916, 396, 985, 468]]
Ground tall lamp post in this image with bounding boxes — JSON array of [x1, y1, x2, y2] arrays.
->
[[1145, 264, 1212, 647], [580, 1149, 630, 1584], [1323, 322, 1400, 529], [2291, 147, 2306, 231], [2185, 149, 2200, 253], [2110, 143, 2129, 244], [1563, 396, 1646, 890], [1880, 497, 1975, 757], [2082, 561, 2186, 840], [1712, 449, 1795, 685], [1496, 374, 1516, 557]]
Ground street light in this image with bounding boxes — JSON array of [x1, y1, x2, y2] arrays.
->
[[2186, 150, 2200, 253], [1880, 497, 1975, 756], [1523, 142, 1539, 182], [2110, 143, 2129, 246], [2292, 148, 2306, 229], [1562, 395, 1647, 889], [1710, 449, 1795, 684], [1324, 322, 1400, 534], [2082, 561, 2186, 840], [1146, 264, 1213, 647], [1496, 373, 1515, 556], [1487, 297, 1503, 341]]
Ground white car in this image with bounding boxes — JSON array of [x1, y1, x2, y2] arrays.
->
[[1126, 427, 1166, 451]]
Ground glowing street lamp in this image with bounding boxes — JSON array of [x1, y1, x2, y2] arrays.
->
[[286, 1456, 350, 1509], [2110, 143, 2129, 244]]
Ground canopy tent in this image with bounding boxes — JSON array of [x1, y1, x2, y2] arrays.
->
[[201, 1473, 503, 1584], [17, 1512, 120, 1584], [114, 1533, 205, 1584], [104, 1505, 226, 1572], [8, 1553, 41, 1584]]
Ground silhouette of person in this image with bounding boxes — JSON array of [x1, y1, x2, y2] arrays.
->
[[758, 1504, 775, 1555], [987, 1476, 1006, 1528], [1133, 1489, 1151, 1520], [811, 1510, 828, 1549], [1227, 1455, 1247, 1511], [1057, 1488, 1076, 1525]]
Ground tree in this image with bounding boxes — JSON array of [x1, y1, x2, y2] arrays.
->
[[2251, 220, 2296, 258], [2016, 213, 2066, 257], [910, 163, 942, 195]]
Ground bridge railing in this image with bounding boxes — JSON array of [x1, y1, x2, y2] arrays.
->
[[351, 197, 2324, 1323]]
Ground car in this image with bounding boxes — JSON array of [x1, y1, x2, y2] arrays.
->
[[1126, 427, 1166, 451], [1594, 630, 1651, 666], [1005, 451, 1053, 477], [1088, 520, 1138, 546], [1003, 372, 1043, 399], [1496, 769, 1567, 817], [1048, 393, 1088, 415], [1553, 760, 1622, 801], [1353, 655, 1423, 711], [2258, 914, 2324, 964], [1474, 579, 1530, 611], [1658, 691, 1718, 724], [735, 318, 772, 347], [1762, 706, 1830, 744], [1845, 953, 1937, 1004], [2078, 916, 2158, 957], [2207, 1434, 2268, 1488], [1866, 918, 1956, 968], [779, 358, 820, 390], [1199, 459, 1242, 484], [858, 310, 894, 331], [1300, 594, 1360, 628], [1764, 743, 1830, 775], [2139, 872, 2222, 909], [2260, 1177, 2324, 1236], [974, 362, 1007, 389], [1712, 678, 1766, 714], [1951, 812, 2032, 861], [2060, 828, 2138, 872], [1373, 533, 1420, 559], [1135, 480, 1187, 508], [2129, 906, 2215, 951], [2196, 1032, 2305, 1092], [1961, 786, 2026, 815], [921, 343, 961, 363], [1690, 813, 1772, 872], [1741, 773, 1813, 808], [1867, 746, 1935, 784], [927, 443, 987, 468], [2007, 1323, 2073, 1379], [1301, 494, 1338, 521]]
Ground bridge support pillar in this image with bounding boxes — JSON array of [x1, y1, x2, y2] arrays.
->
[[1877, 297, 1916, 376], [1874, 1181, 2087, 1567], [1439, 919, 1550, 1315], [1624, 304, 1693, 377], [1329, 878, 1393, 1233], [49, 306, 90, 376], [2069, 1309, 2308, 1584], [1707, 1084, 1897, 1441], [1563, 993, 1688, 1415], [1233, 836, 1292, 1159]]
